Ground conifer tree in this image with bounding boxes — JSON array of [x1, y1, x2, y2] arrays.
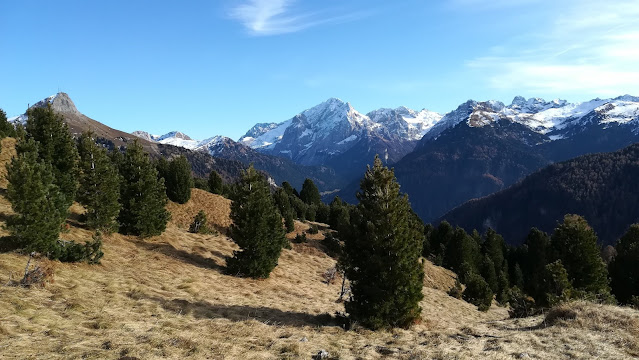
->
[[0, 108, 16, 138], [609, 224, 639, 304], [226, 165, 287, 278], [117, 141, 170, 237], [480, 254, 499, 293], [482, 228, 506, 272], [444, 226, 480, 276], [77, 132, 121, 232], [542, 260, 573, 306], [165, 155, 193, 204], [155, 157, 169, 181], [208, 169, 224, 195], [329, 196, 350, 235], [341, 156, 424, 329], [523, 228, 551, 301], [430, 221, 454, 265], [551, 214, 610, 298], [299, 178, 321, 206], [462, 272, 493, 311], [24, 105, 78, 207], [6, 139, 67, 254]]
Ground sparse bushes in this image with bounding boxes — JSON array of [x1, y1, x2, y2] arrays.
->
[[321, 232, 341, 257], [448, 279, 463, 299], [53, 232, 104, 264], [293, 232, 307, 243], [189, 210, 216, 235], [308, 224, 319, 234], [508, 286, 536, 318], [462, 273, 493, 312]]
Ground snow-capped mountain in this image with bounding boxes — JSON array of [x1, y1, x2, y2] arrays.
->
[[132, 130, 212, 150], [238, 98, 443, 170]]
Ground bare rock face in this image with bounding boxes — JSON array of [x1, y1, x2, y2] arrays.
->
[[29, 92, 79, 115]]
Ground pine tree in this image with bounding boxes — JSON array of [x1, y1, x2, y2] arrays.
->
[[6, 139, 67, 254], [0, 108, 16, 138], [551, 214, 610, 298], [609, 224, 639, 304], [329, 196, 350, 235], [299, 178, 321, 206], [542, 260, 573, 306], [165, 155, 193, 204], [523, 228, 551, 302], [444, 226, 480, 276], [341, 156, 424, 329], [480, 254, 498, 293], [482, 228, 505, 272], [462, 272, 493, 311], [226, 165, 287, 278], [189, 210, 212, 234], [117, 141, 170, 237], [24, 105, 78, 207], [430, 221, 454, 265], [208, 169, 224, 195], [77, 132, 121, 232]]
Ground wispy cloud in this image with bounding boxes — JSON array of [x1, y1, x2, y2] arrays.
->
[[229, 0, 368, 36], [466, 0, 639, 97]]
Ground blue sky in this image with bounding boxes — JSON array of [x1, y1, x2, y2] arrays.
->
[[2, 0, 638, 140]]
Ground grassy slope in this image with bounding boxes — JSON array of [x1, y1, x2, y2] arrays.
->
[[0, 138, 638, 359]]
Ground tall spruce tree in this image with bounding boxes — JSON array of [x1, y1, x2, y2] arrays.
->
[[77, 132, 121, 232], [165, 155, 193, 204], [299, 178, 321, 206], [523, 228, 551, 302], [226, 165, 287, 278], [24, 105, 78, 207], [117, 141, 170, 237], [609, 224, 639, 304], [6, 139, 67, 254], [551, 214, 610, 298], [341, 156, 424, 329], [208, 170, 224, 195], [444, 226, 480, 277], [0, 108, 16, 138]]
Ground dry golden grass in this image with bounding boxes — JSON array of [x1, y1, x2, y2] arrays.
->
[[166, 189, 232, 233], [1, 139, 639, 359]]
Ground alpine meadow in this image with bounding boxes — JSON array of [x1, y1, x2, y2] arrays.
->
[[2, 1, 639, 359]]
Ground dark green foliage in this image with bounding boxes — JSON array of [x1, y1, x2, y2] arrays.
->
[[496, 270, 510, 304], [609, 224, 639, 304], [77, 132, 121, 232], [208, 170, 224, 195], [284, 210, 295, 232], [512, 263, 525, 289], [24, 105, 79, 208], [551, 214, 610, 298], [192, 177, 209, 191], [341, 156, 424, 329], [462, 272, 493, 311], [308, 224, 319, 234], [117, 141, 170, 237], [189, 210, 214, 234], [482, 228, 505, 270], [522, 228, 551, 300], [316, 203, 330, 224], [543, 260, 573, 306], [273, 188, 296, 232], [226, 166, 287, 278], [299, 178, 321, 206], [329, 196, 350, 235], [321, 232, 341, 257], [293, 232, 307, 243], [53, 232, 104, 264], [290, 195, 308, 221], [448, 279, 463, 299], [6, 139, 67, 255], [480, 254, 498, 293], [444, 226, 480, 276], [281, 181, 297, 197], [0, 108, 16, 138], [306, 204, 317, 222], [422, 223, 434, 257], [165, 156, 193, 204], [155, 157, 169, 181], [508, 286, 536, 318], [430, 221, 454, 265]]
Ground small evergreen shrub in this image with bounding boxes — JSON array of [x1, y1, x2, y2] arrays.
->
[[508, 286, 537, 318], [189, 210, 215, 234], [308, 224, 319, 234], [448, 279, 463, 299], [321, 232, 342, 257], [293, 232, 307, 243], [53, 232, 104, 264], [462, 273, 493, 311]]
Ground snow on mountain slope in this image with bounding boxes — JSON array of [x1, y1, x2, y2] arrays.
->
[[239, 119, 292, 149]]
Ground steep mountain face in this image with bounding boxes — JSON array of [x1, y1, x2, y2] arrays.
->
[[238, 98, 442, 179], [389, 95, 639, 222], [9, 93, 247, 181], [442, 143, 639, 245]]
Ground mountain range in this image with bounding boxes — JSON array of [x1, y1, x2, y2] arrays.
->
[[8, 92, 639, 227]]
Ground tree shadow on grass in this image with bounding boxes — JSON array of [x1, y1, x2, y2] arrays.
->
[[145, 295, 339, 328], [132, 240, 224, 271]]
